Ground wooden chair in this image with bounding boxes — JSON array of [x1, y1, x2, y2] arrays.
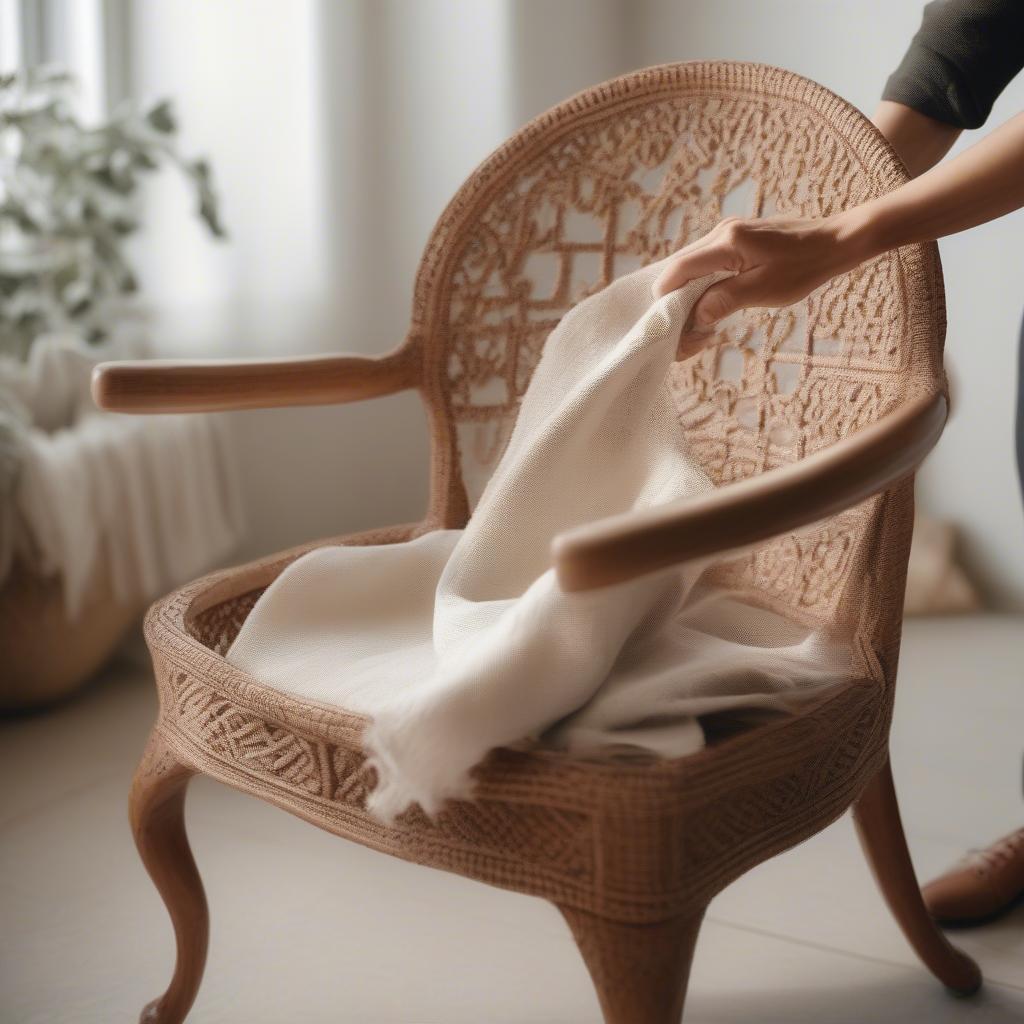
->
[[94, 62, 980, 1023]]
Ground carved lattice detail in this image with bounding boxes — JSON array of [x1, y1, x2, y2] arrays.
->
[[173, 671, 327, 795], [437, 89, 931, 629], [162, 665, 594, 881], [188, 589, 265, 656]]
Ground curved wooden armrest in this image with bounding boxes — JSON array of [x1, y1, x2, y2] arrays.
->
[[553, 390, 947, 592], [91, 345, 420, 414]]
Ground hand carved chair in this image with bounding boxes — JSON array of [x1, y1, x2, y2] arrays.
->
[[94, 62, 980, 1023]]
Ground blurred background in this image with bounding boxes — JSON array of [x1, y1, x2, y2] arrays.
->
[[3, 0, 1021, 604]]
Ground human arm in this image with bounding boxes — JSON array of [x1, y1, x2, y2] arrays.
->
[[882, 0, 1024, 133], [654, 0, 1024, 327], [874, 0, 1024, 176], [652, 109, 1024, 329], [872, 100, 961, 178]]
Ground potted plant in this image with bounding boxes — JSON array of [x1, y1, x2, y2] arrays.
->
[[0, 67, 235, 709]]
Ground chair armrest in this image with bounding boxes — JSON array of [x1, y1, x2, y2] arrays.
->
[[552, 390, 947, 592], [91, 344, 420, 414]]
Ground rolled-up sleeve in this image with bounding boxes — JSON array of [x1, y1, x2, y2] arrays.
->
[[883, 0, 1024, 129]]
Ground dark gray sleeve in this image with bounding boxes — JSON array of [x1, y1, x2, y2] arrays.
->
[[882, 0, 1024, 128]]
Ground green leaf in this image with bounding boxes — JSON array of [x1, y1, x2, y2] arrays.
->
[[199, 194, 226, 238], [90, 163, 135, 195], [111, 216, 139, 236], [132, 148, 159, 171], [61, 279, 92, 317], [145, 99, 177, 134]]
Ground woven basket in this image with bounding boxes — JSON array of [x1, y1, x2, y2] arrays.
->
[[0, 558, 137, 711]]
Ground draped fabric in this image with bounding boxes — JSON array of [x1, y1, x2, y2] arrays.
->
[[228, 261, 849, 821]]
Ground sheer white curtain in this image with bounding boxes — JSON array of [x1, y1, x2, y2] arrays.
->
[[128, 0, 637, 357], [123, 0, 639, 557]]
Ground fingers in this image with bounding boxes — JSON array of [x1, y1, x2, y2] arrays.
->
[[689, 272, 764, 327], [672, 272, 760, 362], [652, 237, 739, 298], [675, 326, 716, 361]]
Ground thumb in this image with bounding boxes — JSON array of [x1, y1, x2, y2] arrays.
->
[[690, 275, 755, 328]]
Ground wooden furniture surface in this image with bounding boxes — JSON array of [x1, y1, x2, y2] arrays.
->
[[95, 62, 979, 1022]]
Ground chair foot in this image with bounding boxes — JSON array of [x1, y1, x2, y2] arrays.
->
[[853, 756, 982, 996], [140, 999, 170, 1024], [130, 727, 209, 1024], [559, 904, 704, 1023]]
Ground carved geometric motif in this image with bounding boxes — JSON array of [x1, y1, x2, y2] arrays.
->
[[440, 92, 914, 625], [166, 670, 592, 876], [400, 800, 592, 878], [173, 673, 326, 796]]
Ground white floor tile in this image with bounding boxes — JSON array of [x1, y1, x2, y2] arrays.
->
[[0, 643, 155, 829]]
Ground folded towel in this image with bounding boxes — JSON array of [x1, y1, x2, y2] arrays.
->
[[228, 259, 849, 821]]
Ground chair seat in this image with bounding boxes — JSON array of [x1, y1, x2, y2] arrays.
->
[[146, 523, 887, 925]]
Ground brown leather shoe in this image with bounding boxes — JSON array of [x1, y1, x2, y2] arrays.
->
[[923, 827, 1024, 926]]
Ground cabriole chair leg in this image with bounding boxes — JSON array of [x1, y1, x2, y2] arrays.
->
[[559, 904, 705, 1024], [853, 756, 982, 996], [130, 728, 210, 1024]]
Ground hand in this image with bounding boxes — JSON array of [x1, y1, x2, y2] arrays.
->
[[653, 215, 870, 339], [655, 108, 1024, 355]]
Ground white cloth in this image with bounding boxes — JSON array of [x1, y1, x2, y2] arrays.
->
[[228, 261, 849, 821], [0, 334, 245, 617]]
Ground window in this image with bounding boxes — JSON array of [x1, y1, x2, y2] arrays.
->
[[0, 0, 129, 119]]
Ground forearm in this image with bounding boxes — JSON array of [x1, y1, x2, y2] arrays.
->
[[871, 100, 961, 178], [840, 111, 1024, 263], [653, 111, 1024, 326]]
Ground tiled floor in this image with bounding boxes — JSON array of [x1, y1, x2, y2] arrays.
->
[[1, 616, 1022, 1023]]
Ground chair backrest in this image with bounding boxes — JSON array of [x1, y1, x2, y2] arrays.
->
[[408, 62, 945, 688]]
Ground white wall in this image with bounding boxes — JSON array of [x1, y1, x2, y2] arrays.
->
[[127, 0, 1023, 607], [126, 0, 647, 559]]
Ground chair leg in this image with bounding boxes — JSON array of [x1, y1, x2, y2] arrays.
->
[[559, 904, 704, 1024], [852, 756, 981, 995], [130, 728, 210, 1024]]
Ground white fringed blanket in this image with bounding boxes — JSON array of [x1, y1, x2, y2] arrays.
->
[[0, 334, 243, 616], [228, 261, 849, 821]]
